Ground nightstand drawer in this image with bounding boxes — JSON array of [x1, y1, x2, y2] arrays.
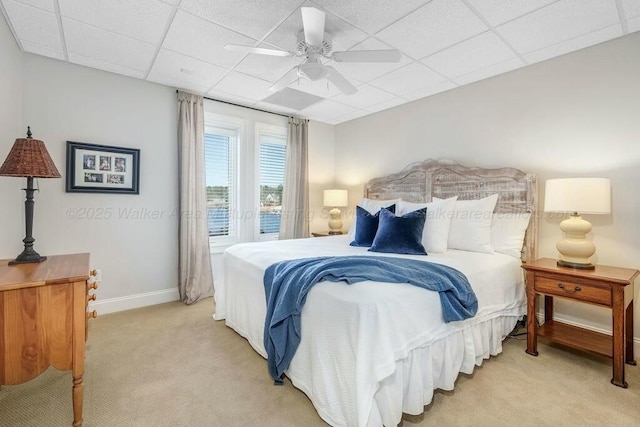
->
[[534, 276, 611, 306]]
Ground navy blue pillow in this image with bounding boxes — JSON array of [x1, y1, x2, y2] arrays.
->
[[350, 204, 396, 247], [368, 207, 427, 255]]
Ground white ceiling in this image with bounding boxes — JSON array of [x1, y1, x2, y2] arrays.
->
[[2, 0, 638, 125]]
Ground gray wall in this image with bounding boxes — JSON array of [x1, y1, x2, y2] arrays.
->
[[335, 32, 640, 344], [0, 13, 22, 249], [17, 53, 180, 308]]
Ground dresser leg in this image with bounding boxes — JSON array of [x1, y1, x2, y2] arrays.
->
[[626, 302, 636, 365], [72, 375, 84, 427]]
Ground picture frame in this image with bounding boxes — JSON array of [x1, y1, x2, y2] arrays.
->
[[66, 141, 140, 194]]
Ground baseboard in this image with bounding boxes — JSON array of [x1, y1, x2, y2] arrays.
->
[[88, 288, 180, 315], [535, 312, 640, 357]]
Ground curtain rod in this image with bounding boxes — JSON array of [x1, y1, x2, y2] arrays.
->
[[176, 90, 290, 118]]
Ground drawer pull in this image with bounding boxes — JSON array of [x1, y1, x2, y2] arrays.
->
[[87, 282, 98, 290], [87, 294, 97, 302], [87, 310, 97, 319], [558, 283, 581, 294]]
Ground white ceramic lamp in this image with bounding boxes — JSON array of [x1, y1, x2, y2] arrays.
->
[[544, 178, 611, 269], [323, 189, 348, 234]]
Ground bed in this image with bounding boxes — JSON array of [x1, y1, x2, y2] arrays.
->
[[214, 159, 537, 427]]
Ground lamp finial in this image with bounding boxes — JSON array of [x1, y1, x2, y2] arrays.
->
[[26, 126, 32, 138]]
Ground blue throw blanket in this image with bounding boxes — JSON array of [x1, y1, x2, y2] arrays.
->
[[263, 256, 477, 384]]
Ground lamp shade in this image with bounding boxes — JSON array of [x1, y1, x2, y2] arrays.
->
[[323, 189, 348, 207], [0, 132, 61, 178], [544, 178, 610, 214]]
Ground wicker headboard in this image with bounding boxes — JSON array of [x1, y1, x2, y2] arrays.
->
[[364, 159, 538, 262]]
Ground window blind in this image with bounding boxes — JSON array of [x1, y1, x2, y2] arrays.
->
[[259, 137, 286, 235], [204, 132, 235, 238]]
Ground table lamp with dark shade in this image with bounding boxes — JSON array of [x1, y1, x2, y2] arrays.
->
[[0, 127, 61, 265]]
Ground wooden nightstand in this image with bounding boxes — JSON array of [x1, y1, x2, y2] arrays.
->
[[522, 258, 639, 387], [311, 231, 344, 237]]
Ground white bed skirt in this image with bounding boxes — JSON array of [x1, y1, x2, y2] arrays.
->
[[218, 238, 525, 427], [289, 314, 520, 427]]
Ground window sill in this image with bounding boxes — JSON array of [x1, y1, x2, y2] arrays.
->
[[210, 244, 231, 255]]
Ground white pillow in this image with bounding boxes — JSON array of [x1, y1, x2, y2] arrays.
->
[[436, 194, 499, 254], [398, 196, 457, 253], [347, 198, 400, 240], [491, 212, 531, 259]]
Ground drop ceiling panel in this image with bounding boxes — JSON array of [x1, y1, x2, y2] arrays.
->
[[10, 0, 53, 12], [63, 19, 155, 71], [452, 57, 524, 86], [21, 40, 64, 59], [496, 0, 620, 54], [68, 53, 145, 79], [524, 24, 623, 64], [58, 0, 173, 44], [214, 71, 273, 102], [376, 0, 487, 59], [264, 1, 368, 53], [466, 0, 557, 27], [369, 63, 448, 96], [150, 48, 227, 89], [163, 10, 256, 69], [180, 0, 303, 41], [262, 87, 324, 110], [422, 31, 517, 78], [312, 0, 431, 34], [2, 0, 62, 49], [329, 37, 412, 82], [58, 0, 173, 45], [331, 83, 395, 109], [299, 99, 360, 120]]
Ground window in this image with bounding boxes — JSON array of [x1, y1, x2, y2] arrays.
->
[[203, 106, 287, 250], [258, 131, 286, 238], [204, 125, 238, 246]]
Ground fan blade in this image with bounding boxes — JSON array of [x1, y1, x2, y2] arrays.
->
[[301, 7, 325, 47], [270, 67, 300, 92], [225, 44, 293, 57], [332, 49, 401, 63], [325, 66, 357, 95]]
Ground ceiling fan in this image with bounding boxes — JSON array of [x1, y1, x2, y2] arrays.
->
[[225, 7, 401, 95]]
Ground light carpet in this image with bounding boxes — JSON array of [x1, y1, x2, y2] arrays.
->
[[1, 299, 639, 426]]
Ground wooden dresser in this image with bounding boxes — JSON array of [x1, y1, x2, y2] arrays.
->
[[0, 253, 96, 427]]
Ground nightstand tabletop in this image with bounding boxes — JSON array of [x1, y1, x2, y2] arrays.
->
[[312, 231, 344, 237], [522, 258, 639, 285]]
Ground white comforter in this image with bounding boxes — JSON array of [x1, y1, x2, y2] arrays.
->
[[214, 235, 526, 427]]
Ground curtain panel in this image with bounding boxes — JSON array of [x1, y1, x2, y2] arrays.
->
[[279, 117, 309, 240], [177, 91, 214, 304]]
